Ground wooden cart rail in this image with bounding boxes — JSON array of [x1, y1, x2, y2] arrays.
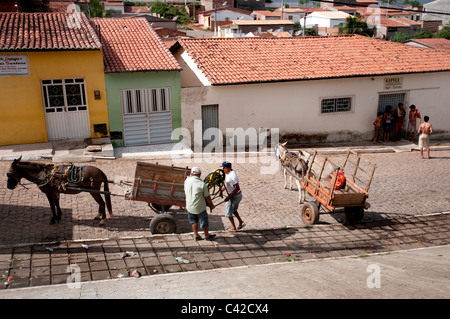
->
[[125, 162, 192, 234], [282, 149, 376, 225]]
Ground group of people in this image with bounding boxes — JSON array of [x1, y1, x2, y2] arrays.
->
[[183, 161, 245, 241], [373, 103, 433, 158]]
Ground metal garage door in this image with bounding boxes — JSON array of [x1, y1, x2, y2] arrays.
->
[[201, 104, 219, 147], [121, 88, 173, 146]]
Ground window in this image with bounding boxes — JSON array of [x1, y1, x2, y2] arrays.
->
[[42, 78, 87, 113], [321, 97, 352, 114], [121, 87, 171, 114]]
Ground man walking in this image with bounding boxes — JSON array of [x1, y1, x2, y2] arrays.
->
[[221, 162, 245, 232], [184, 167, 216, 241], [418, 116, 433, 159]]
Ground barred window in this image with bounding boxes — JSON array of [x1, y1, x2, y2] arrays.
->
[[42, 78, 87, 113], [121, 87, 171, 115], [321, 97, 352, 114]]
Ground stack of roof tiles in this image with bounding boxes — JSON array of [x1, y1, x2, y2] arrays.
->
[[0, 12, 101, 51], [179, 35, 450, 85], [90, 18, 181, 73]]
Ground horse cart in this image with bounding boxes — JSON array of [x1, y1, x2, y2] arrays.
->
[[125, 162, 226, 235], [284, 149, 376, 225], [123, 162, 190, 234]]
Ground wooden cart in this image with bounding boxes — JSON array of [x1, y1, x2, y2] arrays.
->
[[288, 149, 376, 225], [126, 162, 191, 234]]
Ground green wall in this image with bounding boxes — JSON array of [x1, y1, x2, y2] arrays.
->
[[104, 71, 181, 148]]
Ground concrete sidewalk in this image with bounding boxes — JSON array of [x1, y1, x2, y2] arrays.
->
[[2, 138, 450, 162], [1, 245, 448, 299]]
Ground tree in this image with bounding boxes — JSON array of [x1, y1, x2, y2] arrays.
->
[[433, 26, 450, 39], [390, 32, 411, 42], [413, 29, 433, 39], [149, 2, 190, 25], [341, 16, 375, 37], [89, 0, 105, 17]]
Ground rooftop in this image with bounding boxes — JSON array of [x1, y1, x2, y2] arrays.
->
[[309, 11, 351, 19], [232, 20, 295, 26], [406, 38, 450, 53], [0, 12, 101, 51], [178, 35, 450, 86], [90, 17, 181, 73]]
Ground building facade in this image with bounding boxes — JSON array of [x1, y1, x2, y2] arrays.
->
[[175, 36, 450, 148], [91, 18, 182, 148], [0, 12, 109, 146]]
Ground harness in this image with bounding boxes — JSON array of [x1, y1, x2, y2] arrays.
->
[[13, 164, 84, 191], [47, 165, 84, 191]]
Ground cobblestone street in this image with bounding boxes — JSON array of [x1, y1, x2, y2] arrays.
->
[[0, 150, 449, 245], [1, 149, 450, 289]]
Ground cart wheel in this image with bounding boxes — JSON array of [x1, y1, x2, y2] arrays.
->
[[149, 203, 172, 213], [150, 213, 177, 234], [344, 207, 364, 224], [301, 202, 320, 225]]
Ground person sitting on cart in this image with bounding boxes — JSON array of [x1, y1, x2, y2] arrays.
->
[[184, 167, 216, 241]]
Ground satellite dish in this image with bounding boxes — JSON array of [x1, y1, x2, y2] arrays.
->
[[172, 16, 178, 21]]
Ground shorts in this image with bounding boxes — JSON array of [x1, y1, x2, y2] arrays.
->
[[407, 121, 416, 133], [225, 193, 242, 217], [418, 134, 430, 149], [187, 210, 209, 229]]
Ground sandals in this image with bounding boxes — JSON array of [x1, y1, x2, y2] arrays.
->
[[238, 223, 246, 230], [195, 234, 216, 241]]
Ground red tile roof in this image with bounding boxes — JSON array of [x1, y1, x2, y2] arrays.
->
[[0, 12, 101, 51], [407, 38, 450, 53], [90, 18, 181, 73], [178, 35, 450, 85]]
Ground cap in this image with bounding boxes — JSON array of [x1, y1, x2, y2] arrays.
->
[[221, 161, 232, 169], [191, 167, 201, 175]]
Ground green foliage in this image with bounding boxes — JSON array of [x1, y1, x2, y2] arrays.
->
[[305, 28, 317, 36], [390, 32, 411, 42], [413, 29, 433, 39], [403, 0, 421, 6], [149, 1, 190, 24], [341, 16, 375, 37], [433, 26, 450, 39], [89, 0, 105, 17]]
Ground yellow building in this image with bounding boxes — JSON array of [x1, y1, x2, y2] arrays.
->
[[0, 12, 109, 146]]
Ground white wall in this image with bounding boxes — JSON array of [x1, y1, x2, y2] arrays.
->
[[213, 10, 253, 22], [179, 71, 450, 147]]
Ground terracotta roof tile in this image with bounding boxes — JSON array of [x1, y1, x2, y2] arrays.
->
[[178, 35, 450, 85], [90, 18, 181, 73], [408, 38, 450, 53], [0, 12, 101, 51]]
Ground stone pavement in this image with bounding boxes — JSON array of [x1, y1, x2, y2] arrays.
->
[[0, 139, 450, 297], [0, 212, 449, 291], [1, 245, 449, 299]]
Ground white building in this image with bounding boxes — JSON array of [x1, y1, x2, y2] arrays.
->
[[302, 11, 350, 28], [423, 0, 450, 25], [173, 36, 450, 148]]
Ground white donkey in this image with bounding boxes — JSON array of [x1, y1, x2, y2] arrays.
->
[[275, 142, 336, 203], [275, 142, 309, 203]]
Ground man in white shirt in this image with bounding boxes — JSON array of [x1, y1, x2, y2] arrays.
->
[[221, 161, 245, 232]]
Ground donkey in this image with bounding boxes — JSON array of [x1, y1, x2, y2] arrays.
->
[[276, 143, 310, 203], [6, 157, 112, 225]]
